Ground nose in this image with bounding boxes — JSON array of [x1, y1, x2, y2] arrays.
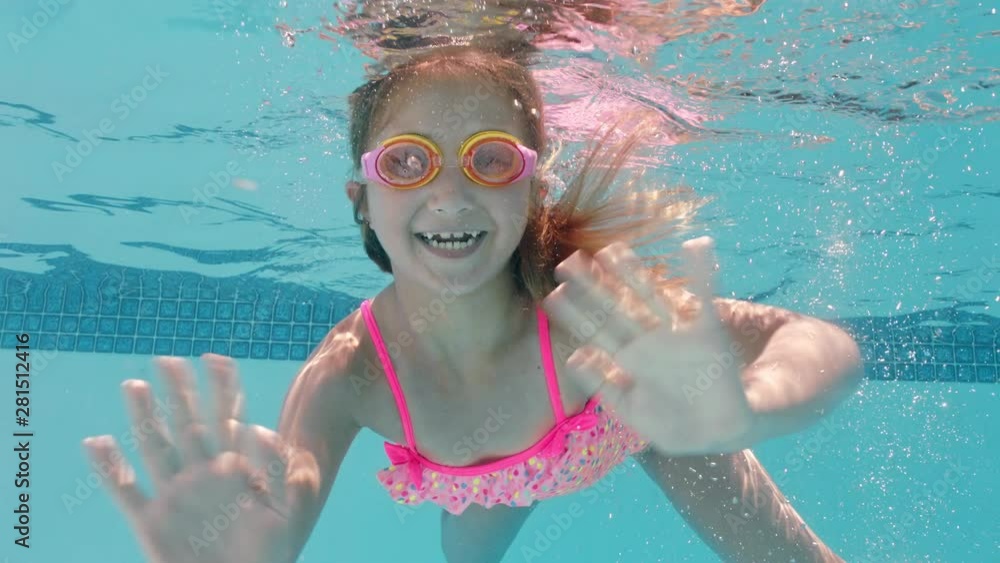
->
[[425, 168, 474, 216]]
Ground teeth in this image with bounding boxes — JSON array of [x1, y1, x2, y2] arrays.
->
[[418, 231, 485, 250]]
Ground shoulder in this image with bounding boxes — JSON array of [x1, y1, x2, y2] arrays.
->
[[281, 307, 373, 430]]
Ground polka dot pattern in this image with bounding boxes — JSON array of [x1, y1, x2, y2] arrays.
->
[[376, 402, 648, 515]]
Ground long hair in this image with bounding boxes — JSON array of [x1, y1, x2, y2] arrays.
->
[[347, 40, 707, 310]]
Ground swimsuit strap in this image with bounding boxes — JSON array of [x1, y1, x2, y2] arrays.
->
[[360, 299, 569, 454], [360, 299, 419, 451], [536, 305, 568, 422]]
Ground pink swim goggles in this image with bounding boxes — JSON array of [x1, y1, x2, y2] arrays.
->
[[361, 130, 538, 190]]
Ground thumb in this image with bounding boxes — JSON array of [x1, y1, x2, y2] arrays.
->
[[566, 346, 632, 408]]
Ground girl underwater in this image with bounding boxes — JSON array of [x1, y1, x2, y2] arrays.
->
[[83, 44, 863, 563]]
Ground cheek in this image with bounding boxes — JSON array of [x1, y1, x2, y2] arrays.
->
[[492, 184, 533, 224], [368, 190, 411, 229]]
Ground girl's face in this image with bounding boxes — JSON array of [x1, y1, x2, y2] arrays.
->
[[360, 77, 535, 295]]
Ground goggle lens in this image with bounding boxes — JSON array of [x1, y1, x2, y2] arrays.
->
[[465, 139, 524, 185], [376, 141, 436, 187]]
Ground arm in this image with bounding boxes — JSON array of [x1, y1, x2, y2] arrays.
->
[[638, 448, 844, 563], [277, 339, 362, 561], [714, 297, 863, 450]]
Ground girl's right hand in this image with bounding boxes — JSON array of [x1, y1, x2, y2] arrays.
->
[[83, 354, 311, 563]]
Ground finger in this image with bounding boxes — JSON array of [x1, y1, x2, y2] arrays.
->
[[121, 379, 182, 490], [203, 354, 244, 452], [251, 425, 289, 510], [156, 357, 212, 464], [222, 417, 255, 462], [565, 345, 632, 408], [592, 242, 671, 328], [681, 237, 719, 327], [82, 435, 147, 523], [544, 282, 633, 356], [551, 251, 646, 348], [216, 422, 267, 499], [283, 444, 322, 515]]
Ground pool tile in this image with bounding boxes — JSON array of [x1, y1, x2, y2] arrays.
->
[[292, 324, 309, 342], [251, 342, 269, 359], [114, 337, 134, 354], [154, 339, 174, 355], [138, 319, 156, 337], [195, 321, 213, 339], [197, 302, 215, 320], [291, 343, 309, 361], [121, 299, 140, 317], [192, 340, 211, 356], [100, 299, 119, 316], [96, 336, 114, 353], [312, 301, 332, 324], [274, 302, 292, 322], [214, 322, 232, 339], [270, 343, 289, 360], [897, 363, 916, 381], [39, 334, 56, 349], [64, 290, 82, 314], [975, 346, 995, 365], [216, 303, 234, 320], [176, 320, 194, 338], [235, 303, 253, 321], [44, 288, 63, 313], [916, 363, 936, 381], [140, 300, 158, 318], [234, 322, 251, 340], [976, 366, 997, 383], [956, 365, 976, 382], [231, 341, 249, 358], [7, 294, 25, 311], [954, 346, 974, 363], [272, 323, 291, 341], [937, 364, 956, 381], [24, 314, 41, 331], [178, 301, 196, 319], [26, 288, 44, 312], [41, 315, 60, 332], [252, 323, 270, 340], [77, 335, 95, 352], [3, 269, 990, 383], [4, 314, 23, 331], [294, 303, 312, 323], [118, 318, 137, 335], [159, 301, 178, 317]]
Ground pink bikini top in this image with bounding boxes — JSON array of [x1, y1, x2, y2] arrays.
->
[[360, 299, 649, 515]]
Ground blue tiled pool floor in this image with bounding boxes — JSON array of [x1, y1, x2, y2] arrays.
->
[[0, 264, 996, 382]]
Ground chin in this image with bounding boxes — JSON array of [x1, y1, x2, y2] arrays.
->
[[425, 269, 489, 297]]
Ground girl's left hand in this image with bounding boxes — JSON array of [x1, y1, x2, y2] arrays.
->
[[542, 236, 756, 456]]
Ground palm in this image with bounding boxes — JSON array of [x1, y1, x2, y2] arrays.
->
[[82, 355, 309, 563], [133, 458, 287, 563], [544, 237, 754, 455]]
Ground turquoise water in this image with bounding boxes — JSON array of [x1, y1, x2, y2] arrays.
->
[[1, 1, 997, 561]]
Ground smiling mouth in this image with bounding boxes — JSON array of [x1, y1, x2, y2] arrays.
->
[[415, 231, 487, 250]]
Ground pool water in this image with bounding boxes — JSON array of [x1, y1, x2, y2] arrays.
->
[[1, 1, 997, 562]]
